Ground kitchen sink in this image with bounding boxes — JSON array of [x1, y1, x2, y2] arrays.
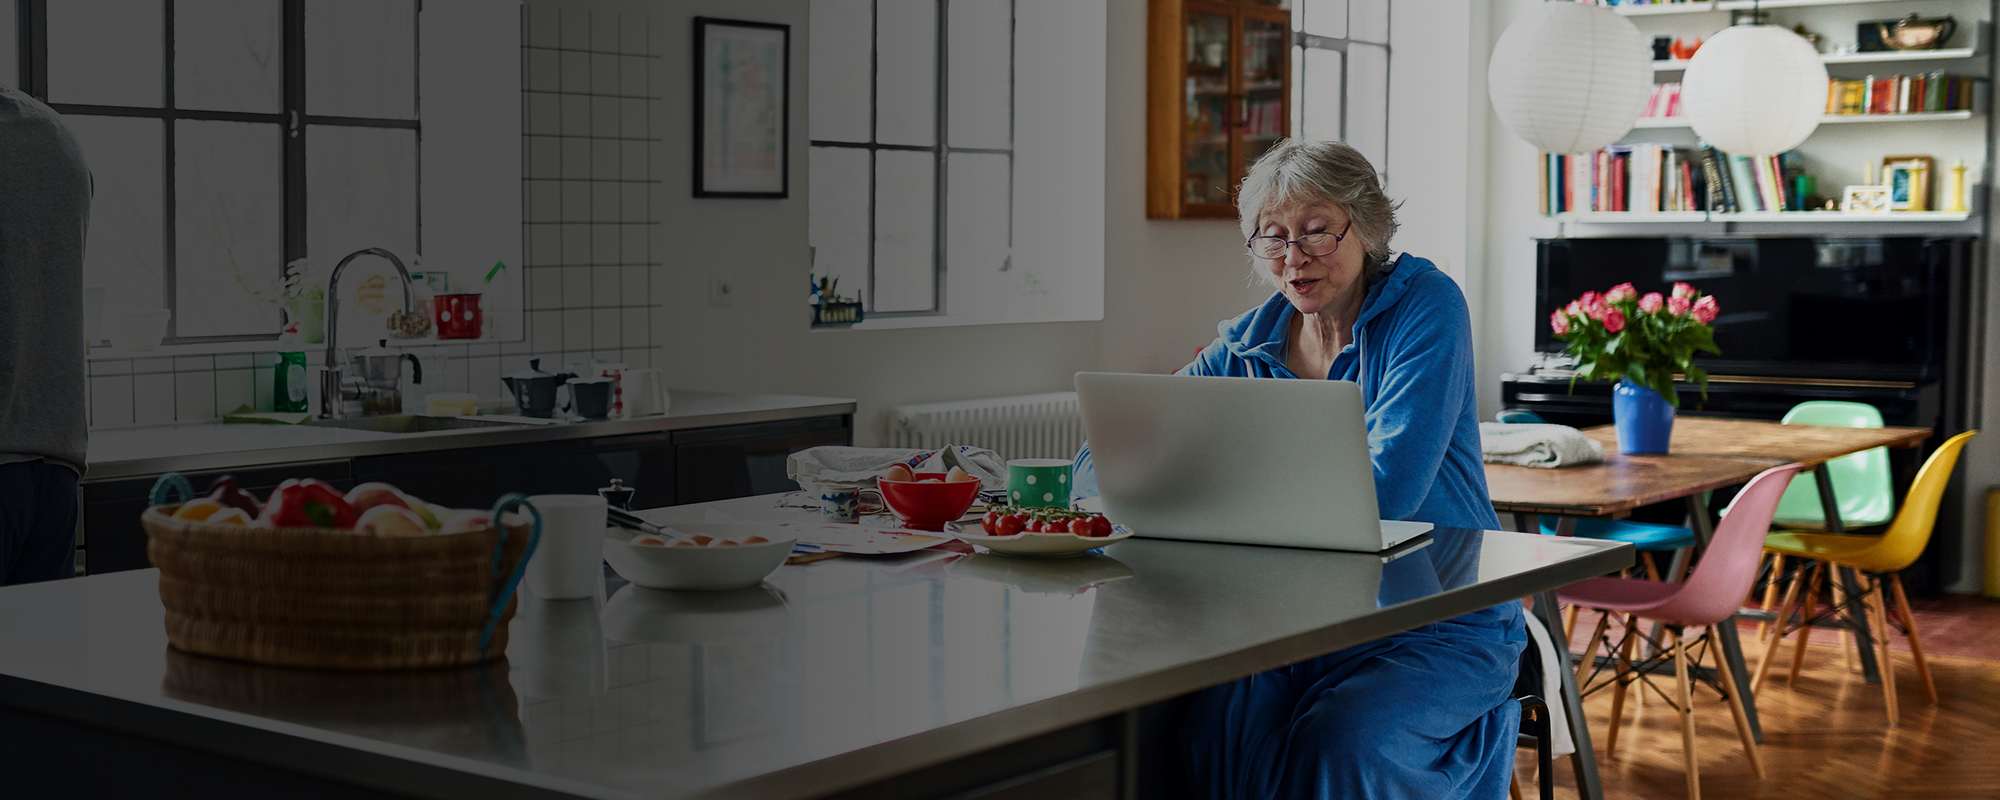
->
[[304, 415, 526, 434]]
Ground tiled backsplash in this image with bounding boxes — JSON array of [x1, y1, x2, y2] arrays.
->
[[87, 2, 664, 429]]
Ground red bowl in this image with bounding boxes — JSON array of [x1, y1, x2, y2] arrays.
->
[[877, 473, 981, 531]]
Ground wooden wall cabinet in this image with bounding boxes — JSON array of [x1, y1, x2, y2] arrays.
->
[[1147, 0, 1292, 219]]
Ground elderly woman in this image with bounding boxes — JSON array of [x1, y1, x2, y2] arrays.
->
[[1073, 140, 1521, 798]]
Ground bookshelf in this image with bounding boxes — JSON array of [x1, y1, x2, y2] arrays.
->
[[1606, 0, 1916, 15], [1652, 46, 1980, 71], [1629, 111, 1977, 130]]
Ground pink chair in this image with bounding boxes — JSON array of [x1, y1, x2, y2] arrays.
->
[[1560, 463, 1803, 800]]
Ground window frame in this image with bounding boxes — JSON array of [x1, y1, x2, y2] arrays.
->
[[14, 0, 422, 345], [1294, 0, 1391, 183], [809, 0, 1015, 319]]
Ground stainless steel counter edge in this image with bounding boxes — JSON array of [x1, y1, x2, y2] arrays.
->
[[83, 398, 858, 481], [695, 538, 1633, 800], [4, 539, 1628, 800]]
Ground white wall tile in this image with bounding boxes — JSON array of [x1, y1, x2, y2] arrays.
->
[[445, 355, 470, 396], [91, 375, 134, 428], [562, 180, 592, 221], [467, 356, 501, 400], [592, 224, 620, 264], [175, 372, 216, 422], [563, 137, 591, 179], [592, 183, 619, 222], [620, 348, 650, 369], [133, 357, 177, 374], [621, 227, 648, 263], [531, 309, 563, 352], [590, 8, 620, 53], [591, 95, 618, 136], [563, 310, 591, 351], [525, 3, 558, 49], [621, 308, 647, 348], [621, 184, 647, 223], [528, 48, 559, 92], [254, 364, 276, 411], [620, 266, 648, 301], [530, 181, 562, 223], [619, 57, 648, 96], [618, 13, 647, 55], [89, 358, 133, 376], [561, 95, 589, 136], [563, 268, 590, 308], [527, 93, 560, 135], [591, 266, 621, 307], [593, 140, 619, 181], [559, 7, 590, 50], [529, 136, 561, 180], [563, 224, 591, 264], [620, 141, 647, 178], [620, 99, 647, 138], [529, 269, 563, 309], [592, 313, 619, 351], [560, 50, 589, 94], [133, 374, 174, 425], [215, 353, 253, 369], [214, 368, 254, 416], [529, 223, 561, 266]]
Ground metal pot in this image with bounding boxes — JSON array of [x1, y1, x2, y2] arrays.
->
[[1877, 14, 1956, 50], [502, 358, 576, 418]]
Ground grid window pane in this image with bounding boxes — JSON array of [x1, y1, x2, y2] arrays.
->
[[872, 150, 936, 313], [809, 0, 872, 143], [1347, 42, 1388, 170], [176, 120, 285, 338], [176, 0, 284, 114], [67, 116, 166, 314], [1350, 0, 1387, 44], [1295, 0, 1348, 37], [1, 0, 17, 89], [306, 0, 417, 119], [47, 0, 165, 107], [945, 153, 1009, 275], [809, 147, 871, 309], [1298, 48, 1342, 143], [946, 0, 1009, 150], [308, 125, 419, 337], [875, 0, 936, 147]]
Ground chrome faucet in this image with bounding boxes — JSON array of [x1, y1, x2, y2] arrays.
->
[[318, 248, 417, 419]]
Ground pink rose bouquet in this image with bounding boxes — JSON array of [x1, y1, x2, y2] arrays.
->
[[1548, 281, 1721, 406]]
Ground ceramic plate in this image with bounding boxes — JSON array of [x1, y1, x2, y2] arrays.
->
[[947, 524, 1134, 558]]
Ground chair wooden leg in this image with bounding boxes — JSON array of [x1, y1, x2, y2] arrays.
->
[[1577, 610, 1612, 690], [1708, 627, 1765, 779], [1754, 563, 1807, 693], [1758, 554, 1784, 639], [1889, 574, 1938, 706], [1670, 628, 1701, 800], [1606, 613, 1642, 759], [1866, 575, 1901, 726], [1788, 562, 1826, 686], [1831, 577, 1854, 673], [1565, 605, 1580, 645], [1510, 773, 1524, 800], [1644, 552, 1664, 582]]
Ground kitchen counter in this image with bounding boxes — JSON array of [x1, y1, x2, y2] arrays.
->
[[84, 391, 857, 481], [0, 494, 1629, 799]]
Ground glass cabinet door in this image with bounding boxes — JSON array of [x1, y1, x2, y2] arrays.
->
[[1236, 13, 1289, 189], [1182, 10, 1233, 209]]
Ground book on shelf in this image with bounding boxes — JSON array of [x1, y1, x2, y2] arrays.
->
[[1828, 72, 1977, 116], [1544, 145, 1814, 217]]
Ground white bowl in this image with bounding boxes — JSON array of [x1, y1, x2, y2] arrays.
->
[[601, 523, 795, 591]]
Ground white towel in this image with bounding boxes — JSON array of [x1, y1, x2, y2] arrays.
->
[[1480, 422, 1605, 469], [786, 445, 1009, 492], [1521, 610, 1577, 757]]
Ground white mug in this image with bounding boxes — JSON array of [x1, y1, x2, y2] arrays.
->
[[618, 368, 669, 418], [525, 494, 607, 600]]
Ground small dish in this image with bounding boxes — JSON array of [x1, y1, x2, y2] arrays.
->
[[948, 524, 1134, 558], [601, 523, 795, 591]]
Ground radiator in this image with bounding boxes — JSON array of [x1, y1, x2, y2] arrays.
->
[[890, 392, 1085, 461]]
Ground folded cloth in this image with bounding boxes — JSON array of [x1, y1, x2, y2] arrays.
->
[[786, 445, 1008, 492], [1479, 422, 1605, 469]]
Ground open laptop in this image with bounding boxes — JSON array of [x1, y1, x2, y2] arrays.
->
[[1074, 372, 1432, 553]]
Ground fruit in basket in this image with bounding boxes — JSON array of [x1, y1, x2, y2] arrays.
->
[[946, 466, 975, 483], [411, 502, 446, 531], [173, 498, 228, 522], [344, 482, 415, 514], [440, 511, 492, 536], [207, 507, 253, 526], [357, 505, 429, 538], [263, 479, 360, 529], [884, 464, 915, 482], [205, 476, 263, 517]]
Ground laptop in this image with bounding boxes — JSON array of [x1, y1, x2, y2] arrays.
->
[[1074, 372, 1433, 553]]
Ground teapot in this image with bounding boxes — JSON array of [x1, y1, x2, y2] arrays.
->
[[502, 358, 577, 418], [1877, 14, 1956, 50]]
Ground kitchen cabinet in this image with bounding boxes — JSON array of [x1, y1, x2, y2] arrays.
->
[[674, 417, 852, 505], [80, 460, 352, 575], [351, 431, 680, 511], [1147, 0, 1292, 219]]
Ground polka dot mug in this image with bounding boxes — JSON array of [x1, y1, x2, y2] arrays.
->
[[1006, 459, 1073, 510]]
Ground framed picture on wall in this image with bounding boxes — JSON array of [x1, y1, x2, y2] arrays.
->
[[693, 17, 790, 198]]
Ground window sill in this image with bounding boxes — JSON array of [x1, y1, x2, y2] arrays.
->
[[87, 333, 524, 361], [811, 311, 1103, 332]]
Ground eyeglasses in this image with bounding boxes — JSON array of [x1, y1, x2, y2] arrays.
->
[[1246, 220, 1352, 260]]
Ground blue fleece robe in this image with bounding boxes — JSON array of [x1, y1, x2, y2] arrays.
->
[[1074, 254, 1524, 799]]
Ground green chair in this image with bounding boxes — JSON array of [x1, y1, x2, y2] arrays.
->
[[1771, 401, 1896, 530]]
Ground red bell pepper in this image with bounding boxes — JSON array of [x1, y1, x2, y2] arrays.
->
[[263, 479, 359, 529]]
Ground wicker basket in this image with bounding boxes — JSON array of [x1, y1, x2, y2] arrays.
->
[[143, 476, 542, 670]]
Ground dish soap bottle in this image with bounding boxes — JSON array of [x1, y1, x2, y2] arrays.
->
[[273, 322, 309, 413]]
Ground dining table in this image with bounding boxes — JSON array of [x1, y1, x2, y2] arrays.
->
[[1485, 415, 1935, 743]]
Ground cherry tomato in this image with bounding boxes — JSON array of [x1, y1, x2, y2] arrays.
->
[[981, 510, 1002, 534], [1089, 515, 1114, 538], [1068, 517, 1094, 536], [995, 514, 1025, 536]]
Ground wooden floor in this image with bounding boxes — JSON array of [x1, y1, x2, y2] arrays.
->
[[1515, 641, 2000, 799]]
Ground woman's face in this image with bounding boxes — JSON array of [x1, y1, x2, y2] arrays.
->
[[1256, 202, 1365, 316]]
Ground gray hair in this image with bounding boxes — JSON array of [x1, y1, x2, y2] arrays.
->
[[1236, 140, 1400, 271]]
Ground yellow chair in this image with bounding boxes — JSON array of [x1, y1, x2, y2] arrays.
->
[[1752, 431, 1977, 726]]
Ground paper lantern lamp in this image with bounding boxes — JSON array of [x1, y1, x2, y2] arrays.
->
[[1682, 25, 1827, 156], [1487, 3, 1650, 154]]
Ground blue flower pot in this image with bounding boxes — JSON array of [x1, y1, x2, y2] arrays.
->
[[1612, 381, 1675, 455]]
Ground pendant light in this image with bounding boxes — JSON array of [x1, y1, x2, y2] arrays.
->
[[1681, 9, 1827, 156], [1487, 2, 1651, 154]]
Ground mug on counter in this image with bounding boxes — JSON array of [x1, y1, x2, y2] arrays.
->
[[524, 494, 607, 600], [1007, 459, 1073, 509]]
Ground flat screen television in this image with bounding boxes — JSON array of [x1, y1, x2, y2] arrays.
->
[[1535, 236, 1973, 382]]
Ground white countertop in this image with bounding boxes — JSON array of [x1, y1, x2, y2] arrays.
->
[[84, 390, 857, 481]]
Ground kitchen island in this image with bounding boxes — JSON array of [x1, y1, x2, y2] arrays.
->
[[0, 494, 1629, 799]]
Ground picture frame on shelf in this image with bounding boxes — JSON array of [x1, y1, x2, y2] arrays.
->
[[1841, 185, 1892, 215], [692, 17, 790, 199], [1882, 155, 1935, 211]]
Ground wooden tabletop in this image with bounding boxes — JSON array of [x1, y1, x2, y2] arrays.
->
[[1486, 453, 1774, 518], [1580, 417, 1932, 468], [1487, 417, 1933, 518]]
